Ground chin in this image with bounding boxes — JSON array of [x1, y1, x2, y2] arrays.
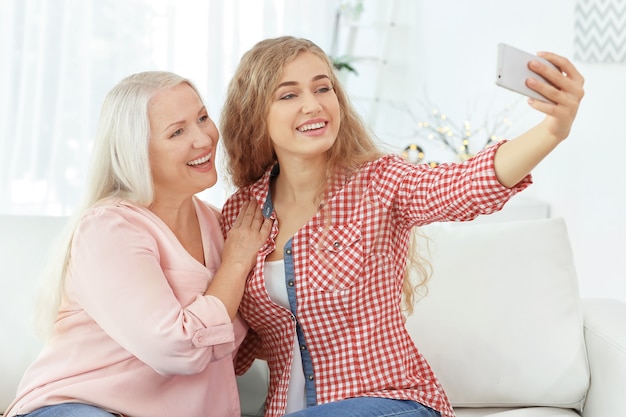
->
[[204, 176, 219, 189]]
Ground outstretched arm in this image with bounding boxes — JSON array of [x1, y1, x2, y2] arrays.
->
[[494, 51, 585, 188]]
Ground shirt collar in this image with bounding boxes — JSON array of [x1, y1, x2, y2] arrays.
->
[[248, 162, 278, 219]]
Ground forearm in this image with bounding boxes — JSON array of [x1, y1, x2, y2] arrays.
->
[[211, 197, 272, 319], [493, 121, 561, 188], [494, 50, 584, 188], [204, 262, 250, 320]]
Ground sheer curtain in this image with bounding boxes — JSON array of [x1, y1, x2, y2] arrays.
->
[[0, 0, 340, 216]]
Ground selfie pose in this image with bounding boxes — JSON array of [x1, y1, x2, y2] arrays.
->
[[220, 36, 584, 417]]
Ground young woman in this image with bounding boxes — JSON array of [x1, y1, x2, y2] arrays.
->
[[4, 71, 271, 417], [220, 36, 584, 417]]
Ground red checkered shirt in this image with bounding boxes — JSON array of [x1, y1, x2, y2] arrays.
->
[[222, 142, 531, 417]]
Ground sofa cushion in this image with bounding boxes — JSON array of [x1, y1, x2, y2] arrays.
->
[[237, 359, 269, 417], [455, 407, 581, 416], [0, 215, 67, 412], [406, 218, 589, 411]]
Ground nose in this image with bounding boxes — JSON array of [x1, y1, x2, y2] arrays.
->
[[192, 124, 216, 149], [301, 91, 322, 114]]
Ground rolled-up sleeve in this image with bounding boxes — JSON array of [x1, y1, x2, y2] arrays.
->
[[188, 295, 235, 358], [376, 141, 532, 226], [68, 205, 236, 376]]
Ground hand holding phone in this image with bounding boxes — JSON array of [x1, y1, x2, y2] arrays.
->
[[495, 43, 558, 103]]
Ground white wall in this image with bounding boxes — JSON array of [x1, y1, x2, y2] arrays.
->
[[340, 0, 626, 302], [6, 0, 620, 302]]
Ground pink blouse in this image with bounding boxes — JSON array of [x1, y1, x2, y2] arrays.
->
[[5, 197, 246, 417]]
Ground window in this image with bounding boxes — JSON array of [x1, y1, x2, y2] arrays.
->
[[0, 0, 338, 215]]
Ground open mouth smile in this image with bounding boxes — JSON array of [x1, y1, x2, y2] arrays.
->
[[187, 153, 211, 166], [297, 122, 326, 132]]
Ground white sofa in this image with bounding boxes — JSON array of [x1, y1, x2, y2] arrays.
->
[[1, 215, 625, 417]]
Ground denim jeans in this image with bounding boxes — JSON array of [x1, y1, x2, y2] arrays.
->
[[282, 397, 442, 417], [17, 403, 118, 417]]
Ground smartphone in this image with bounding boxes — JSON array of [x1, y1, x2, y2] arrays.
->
[[495, 43, 557, 103]]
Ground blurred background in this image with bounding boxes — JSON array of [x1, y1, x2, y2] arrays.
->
[[1, 0, 624, 302]]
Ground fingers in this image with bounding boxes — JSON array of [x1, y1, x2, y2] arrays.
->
[[232, 199, 255, 227], [259, 212, 273, 236], [523, 51, 585, 141], [223, 199, 271, 274], [231, 198, 272, 234], [231, 200, 247, 227], [537, 51, 585, 84], [527, 53, 585, 105]]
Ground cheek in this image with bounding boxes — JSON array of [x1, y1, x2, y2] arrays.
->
[[329, 101, 341, 130], [206, 126, 219, 147], [209, 119, 219, 137], [330, 97, 341, 117], [266, 110, 284, 137], [147, 147, 158, 172], [149, 145, 179, 178]]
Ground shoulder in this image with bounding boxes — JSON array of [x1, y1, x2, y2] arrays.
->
[[193, 197, 222, 222], [71, 200, 162, 251], [81, 199, 148, 223], [356, 153, 425, 184], [373, 153, 414, 171], [222, 187, 255, 220], [76, 199, 163, 238]]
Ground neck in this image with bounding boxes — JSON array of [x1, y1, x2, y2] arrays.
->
[[273, 158, 327, 206], [149, 195, 204, 265], [149, 195, 197, 232]]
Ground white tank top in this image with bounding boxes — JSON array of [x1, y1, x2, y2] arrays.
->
[[263, 259, 306, 413]]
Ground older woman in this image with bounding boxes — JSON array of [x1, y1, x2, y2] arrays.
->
[[4, 71, 271, 417]]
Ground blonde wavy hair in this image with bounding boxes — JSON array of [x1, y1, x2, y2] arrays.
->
[[220, 36, 430, 314]]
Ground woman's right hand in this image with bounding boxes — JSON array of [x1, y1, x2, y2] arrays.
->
[[205, 199, 271, 318], [222, 199, 272, 273]]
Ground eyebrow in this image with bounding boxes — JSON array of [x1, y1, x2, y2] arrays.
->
[[163, 120, 184, 133], [162, 106, 207, 133], [276, 74, 330, 89]]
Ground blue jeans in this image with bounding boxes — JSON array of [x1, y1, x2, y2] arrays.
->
[[282, 397, 442, 417], [17, 403, 118, 417]]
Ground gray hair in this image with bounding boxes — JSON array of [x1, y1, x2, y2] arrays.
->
[[35, 71, 199, 338], [86, 71, 198, 206]]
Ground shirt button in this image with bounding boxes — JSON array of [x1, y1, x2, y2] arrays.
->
[[285, 248, 292, 255], [307, 374, 314, 381], [300, 344, 307, 351], [288, 280, 294, 287], [290, 314, 296, 321], [333, 241, 341, 248]]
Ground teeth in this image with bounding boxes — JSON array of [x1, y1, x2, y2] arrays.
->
[[187, 153, 211, 166], [298, 122, 325, 132]]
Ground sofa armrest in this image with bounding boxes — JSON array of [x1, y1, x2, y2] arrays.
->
[[581, 298, 626, 417]]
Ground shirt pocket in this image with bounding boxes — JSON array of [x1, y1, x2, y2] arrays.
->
[[308, 223, 363, 292]]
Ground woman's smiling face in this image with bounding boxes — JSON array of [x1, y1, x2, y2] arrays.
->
[[148, 83, 219, 200], [266, 52, 340, 162]]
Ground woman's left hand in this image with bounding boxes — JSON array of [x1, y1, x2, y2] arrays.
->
[[493, 52, 585, 188], [526, 51, 585, 142]]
